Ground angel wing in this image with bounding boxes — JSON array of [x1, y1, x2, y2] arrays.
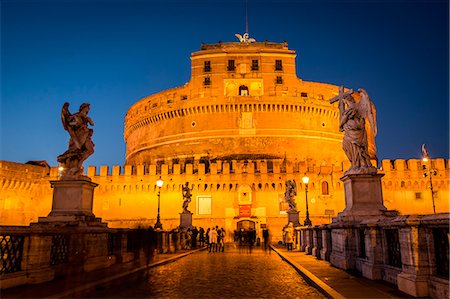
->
[[61, 102, 70, 131], [422, 144, 429, 158], [61, 102, 82, 149], [357, 88, 377, 137], [235, 33, 243, 42]]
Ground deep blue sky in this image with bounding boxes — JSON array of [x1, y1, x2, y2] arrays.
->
[[1, 0, 449, 168]]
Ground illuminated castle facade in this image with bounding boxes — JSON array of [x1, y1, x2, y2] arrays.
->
[[1, 39, 448, 240]]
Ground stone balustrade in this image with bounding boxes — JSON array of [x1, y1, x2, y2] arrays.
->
[[294, 213, 449, 299], [0, 225, 191, 290]]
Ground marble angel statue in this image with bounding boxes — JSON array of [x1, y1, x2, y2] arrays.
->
[[57, 102, 95, 177], [330, 86, 378, 175]]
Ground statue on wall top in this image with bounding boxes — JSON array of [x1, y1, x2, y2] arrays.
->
[[284, 180, 297, 211], [182, 182, 192, 213], [235, 33, 256, 43], [330, 86, 378, 175], [57, 102, 95, 178]]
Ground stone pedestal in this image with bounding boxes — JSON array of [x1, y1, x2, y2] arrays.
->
[[335, 173, 387, 221], [330, 173, 393, 271], [287, 210, 300, 227], [179, 212, 193, 229], [36, 178, 105, 226]]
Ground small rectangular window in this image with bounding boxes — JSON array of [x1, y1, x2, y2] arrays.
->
[[167, 99, 173, 104], [251, 59, 259, 71], [204, 61, 211, 72], [204, 77, 211, 86], [415, 192, 422, 199], [197, 196, 212, 215], [275, 59, 283, 71], [180, 95, 188, 101], [227, 60, 235, 71], [152, 103, 158, 108], [276, 76, 283, 84], [301, 92, 308, 97]]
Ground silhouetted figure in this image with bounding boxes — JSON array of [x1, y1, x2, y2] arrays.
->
[[199, 227, 205, 247], [262, 228, 270, 252], [191, 226, 198, 248]]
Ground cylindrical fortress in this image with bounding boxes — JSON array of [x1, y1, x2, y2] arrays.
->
[[124, 41, 354, 165]]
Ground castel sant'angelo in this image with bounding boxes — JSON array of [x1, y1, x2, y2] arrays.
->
[[1, 35, 448, 241]]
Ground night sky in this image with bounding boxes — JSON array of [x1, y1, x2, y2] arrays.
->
[[1, 0, 449, 168]]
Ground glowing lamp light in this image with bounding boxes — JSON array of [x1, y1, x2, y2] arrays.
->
[[422, 157, 429, 163], [302, 176, 310, 184], [58, 166, 64, 171], [156, 177, 164, 188]]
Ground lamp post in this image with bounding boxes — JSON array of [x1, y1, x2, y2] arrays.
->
[[422, 145, 437, 214], [302, 176, 312, 226], [154, 176, 164, 229]]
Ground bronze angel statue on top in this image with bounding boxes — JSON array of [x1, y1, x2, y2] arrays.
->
[[57, 102, 95, 177], [330, 86, 378, 175]]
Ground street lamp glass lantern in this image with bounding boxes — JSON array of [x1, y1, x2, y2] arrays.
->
[[302, 176, 310, 184], [156, 177, 164, 188]]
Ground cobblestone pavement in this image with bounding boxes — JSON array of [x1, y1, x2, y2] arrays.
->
[[83, 245, 326, 299]]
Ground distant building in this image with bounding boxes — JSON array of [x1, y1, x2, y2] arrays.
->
[[1, 38, 448, 241]]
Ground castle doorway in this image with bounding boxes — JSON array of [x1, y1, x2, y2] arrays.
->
[[237, 219, 255, 231]]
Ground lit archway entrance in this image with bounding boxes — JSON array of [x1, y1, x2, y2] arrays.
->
[[239, 85, 249, 96], [237, 219, 255, 231]]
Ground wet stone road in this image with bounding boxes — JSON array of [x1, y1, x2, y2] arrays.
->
[[84, 245, 325, 299]]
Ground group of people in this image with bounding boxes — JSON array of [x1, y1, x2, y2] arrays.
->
[[205, 226, 226, 253]]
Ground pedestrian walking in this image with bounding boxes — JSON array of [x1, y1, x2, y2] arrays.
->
[[208, 227, 218, 253], [262, 228, 270, 253], [199, 227, 205, 247]]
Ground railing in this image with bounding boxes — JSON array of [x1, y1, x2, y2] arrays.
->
[[1, 226, 190, 289], [1, 235, 24, 274], [433, 227, 449, 278], [296, 213, 449, 299]]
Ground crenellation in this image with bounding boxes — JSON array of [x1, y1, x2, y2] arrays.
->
[[210, 163, 217, 175], [173, 164, 181, 175], [185, 164, 193, 175], [198, 163, 205, 175], [100, 165, 109, 176], [407, 159, 420, 171], [87, 166, 96, 177], [136, 165, 144, 176], [394, 159, 406, 171], [112, 165, 121, 176], [149, 165, 157, 175], [222, 162, 230, 175], [161, 164, 169, 175], [124, 165, 132, 176], [434, 158, 446, 170], [381, 160, 392, 171]]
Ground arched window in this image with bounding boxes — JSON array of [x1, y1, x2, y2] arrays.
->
[[239, 85, 249, 96], [322, 181, 329, 195]]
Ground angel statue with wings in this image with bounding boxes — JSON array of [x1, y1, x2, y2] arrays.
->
[[284, 180, 297, 211], [57, 102, 95, 178], [182, 182, 193, 213], [330, 86, 378, 175]]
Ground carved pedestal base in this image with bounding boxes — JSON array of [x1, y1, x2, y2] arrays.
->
[[36, 178, 106, 227], [287, 210, 300, 227], [179, 212, 193, 229], [334, 173, 387, 220]]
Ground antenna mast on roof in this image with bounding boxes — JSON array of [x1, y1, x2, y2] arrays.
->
[[245, 0, 249, 34], [235, 0, 256, 43]]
